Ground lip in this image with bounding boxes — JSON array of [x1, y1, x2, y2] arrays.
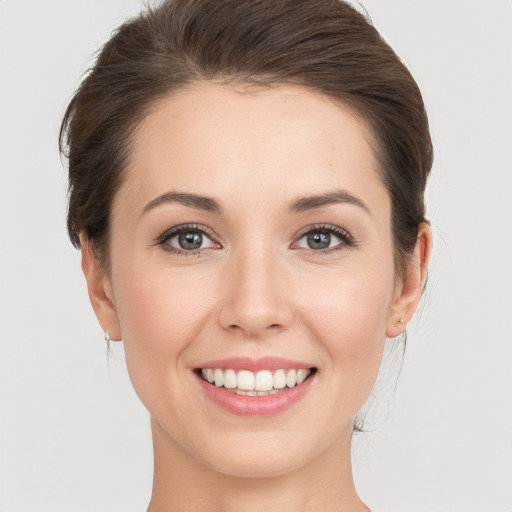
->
[[196, 356, 314, 372], [193, 357, 317, 417]]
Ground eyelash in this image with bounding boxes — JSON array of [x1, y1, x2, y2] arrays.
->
[[156, 224, 219, 256], [155, 223, 354, 257], [294, 224, 355, 256]]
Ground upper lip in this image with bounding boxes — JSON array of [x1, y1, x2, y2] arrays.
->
[[195, 356, 315, 372]]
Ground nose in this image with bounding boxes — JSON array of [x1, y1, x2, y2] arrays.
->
[[217, 245, 292, 338]]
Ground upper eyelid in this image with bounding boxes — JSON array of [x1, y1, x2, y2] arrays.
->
[[157, 224, 218, 244], [294, 224, 353, 241]]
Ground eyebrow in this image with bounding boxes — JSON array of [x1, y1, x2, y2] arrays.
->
[[288, 190, 371, 215], [141, 189, 369, 218], [141, 192, 223, 216]]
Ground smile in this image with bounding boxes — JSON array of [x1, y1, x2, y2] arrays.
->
[[194, 358, 317, 416], [199, 368, 314, 396]]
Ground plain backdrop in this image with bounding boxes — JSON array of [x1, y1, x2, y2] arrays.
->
[[1, 1, 511, 511]]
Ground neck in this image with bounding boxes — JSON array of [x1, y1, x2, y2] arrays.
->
[[147, 417, 369, 512]]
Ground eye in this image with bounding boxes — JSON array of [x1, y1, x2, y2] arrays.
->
[[157, 224, 219, 255], [294, 225, 353, 253]]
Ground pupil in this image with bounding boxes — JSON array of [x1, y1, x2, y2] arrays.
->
[[179, 231, 202, 250], [307, 232, 330, 249]]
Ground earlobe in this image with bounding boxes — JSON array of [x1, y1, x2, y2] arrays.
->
[[79, 233, 122, 341], [386, 223, 432, 338]]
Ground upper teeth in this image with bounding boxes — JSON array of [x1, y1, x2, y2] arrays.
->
[[201, 368, 311, 392]]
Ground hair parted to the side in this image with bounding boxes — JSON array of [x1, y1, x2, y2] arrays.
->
[[60, 0, 432, 273]]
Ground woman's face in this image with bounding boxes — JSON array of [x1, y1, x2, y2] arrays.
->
[[87, 83, 412, 477]]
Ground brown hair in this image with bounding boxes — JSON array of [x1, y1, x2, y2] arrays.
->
[[60, 0, 432, 273]]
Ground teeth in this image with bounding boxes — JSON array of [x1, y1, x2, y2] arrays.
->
[[254, 370, 273, 391], [273, 369, 287, 389], [286, 369, 297, 388], [214, 368, 224, 387], [223, 369, 237, 389], [237, 370, 255, 390], [200, 367, 312, 392], [296, 369, 308, 385]]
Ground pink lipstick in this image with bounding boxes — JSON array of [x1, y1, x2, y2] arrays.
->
[[194, 357, 316, 417]]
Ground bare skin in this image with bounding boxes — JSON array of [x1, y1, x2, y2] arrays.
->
[[81, 83, 431, 512]]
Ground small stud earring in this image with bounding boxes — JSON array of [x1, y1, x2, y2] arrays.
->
[[399, 319, 404, 325], [104, 330, 111, 358]]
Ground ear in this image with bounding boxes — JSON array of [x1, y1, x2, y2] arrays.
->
[[79, 233, 122, 341], [386, 223, 432, 338]]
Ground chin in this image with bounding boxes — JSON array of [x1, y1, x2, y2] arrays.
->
[[203, 447, 307, 479], [187, 427, 333, 480]]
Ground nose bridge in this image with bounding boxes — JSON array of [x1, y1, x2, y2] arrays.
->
[[218, 236, 289, 336]]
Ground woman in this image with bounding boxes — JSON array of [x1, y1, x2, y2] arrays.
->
[[60, 0, 432, 510]]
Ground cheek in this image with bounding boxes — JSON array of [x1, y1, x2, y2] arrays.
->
[[303, 264, 393, 338], [299, 262, 394, 398], [111, 264, 214, 385]]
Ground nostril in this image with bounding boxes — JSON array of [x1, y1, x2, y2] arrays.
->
[[226, 322, 283, 333]]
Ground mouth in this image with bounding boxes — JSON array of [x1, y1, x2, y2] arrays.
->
[[193, 356, 317, 416], [195, 367, 317, 396]]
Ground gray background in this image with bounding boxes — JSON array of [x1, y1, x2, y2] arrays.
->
[[1, 1, 511, 510]]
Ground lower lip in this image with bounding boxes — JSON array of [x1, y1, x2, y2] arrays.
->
[[195, 372, 315, 417]]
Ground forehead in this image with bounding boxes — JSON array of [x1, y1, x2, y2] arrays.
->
[[117, 82, 389, 219]]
